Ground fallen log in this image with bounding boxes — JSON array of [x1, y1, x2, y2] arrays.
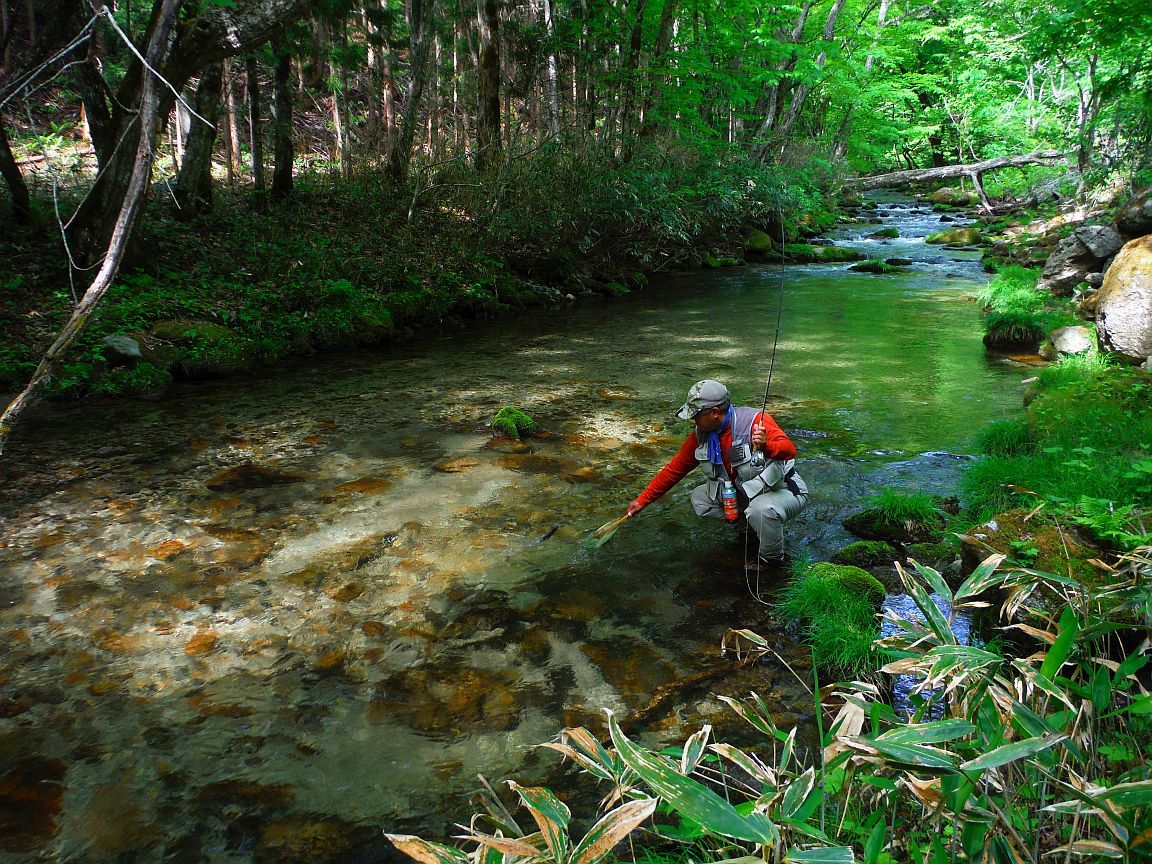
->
[[849, 150, 1067, 209]]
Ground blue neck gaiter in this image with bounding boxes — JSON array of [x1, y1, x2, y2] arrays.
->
[[706, 406, 734, 466]]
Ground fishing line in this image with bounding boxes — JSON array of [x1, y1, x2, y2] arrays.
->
[[744, 183, 789, 606]]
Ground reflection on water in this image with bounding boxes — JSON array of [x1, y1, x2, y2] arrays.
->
[[0, 197, 1027, 861]]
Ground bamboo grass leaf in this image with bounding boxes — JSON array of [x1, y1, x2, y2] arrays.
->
[[680, 725, 712, 775], [508, 783, 570, 862], [1097, 780, 1152, 808], [1040, 606, 1079, 680], [877, 719, 975, 745], [785, 847, 855, 864], [568, 797, 657, 864], [911, 559, 952, 603], [780, 766, 816, 819], [386, 835, 472, 864], [960, 733, 1066, 771], [954, 553, 1007, 602], [846, 737, 960, 771], [1042, 840, 1124, 858], [710, 743, 777, 786], [606, 711, 778, 844], [458, 834, 545, 859]]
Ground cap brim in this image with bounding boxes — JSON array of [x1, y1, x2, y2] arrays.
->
[[675, 403, 695, 420]]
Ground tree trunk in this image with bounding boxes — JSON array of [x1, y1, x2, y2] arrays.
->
[[543, 0, 560, 137], [776, 0, 846, 139], [0, 0, 182, 456], [474, 0, 501, 171], [271, 45, 293, 201], [224, 58, 242, 177], [247, 55, 266, 201], [388, 0, 436, 181], [0, 113, 31, 223], [174, 62, 224, 218], [751, 0, 815, 155], [638, 0, 679, 140], [616, 0, 648, 160], [849, 151, 1066, 191]]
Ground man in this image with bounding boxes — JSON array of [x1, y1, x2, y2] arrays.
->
[[627, 379, 808, 567]]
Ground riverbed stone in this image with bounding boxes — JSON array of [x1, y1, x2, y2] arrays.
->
[[1074, 224, 1124, 259], [205, 463, 306, 491], [926, 226, 981, 245], [0, 758, 67, 853], [842, 506, 944, 545], [1115, 184, 1152, 238], [368, 665, 523, 734], [830, 540, 899, 568], [1037, 232, 1104, 296], [1096, 235, 1152, 363], [1048, 325, 1093, 356]]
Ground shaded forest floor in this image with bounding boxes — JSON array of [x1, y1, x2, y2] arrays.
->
[[0, 148, 842, 400]]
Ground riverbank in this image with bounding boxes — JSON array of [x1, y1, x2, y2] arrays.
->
[[0, 151, 845, 402]]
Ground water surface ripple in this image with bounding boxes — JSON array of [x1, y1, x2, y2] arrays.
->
[[0, 196, 1026, 862]]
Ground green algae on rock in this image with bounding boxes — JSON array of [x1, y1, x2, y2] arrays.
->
[[492, 406, 538, 439]]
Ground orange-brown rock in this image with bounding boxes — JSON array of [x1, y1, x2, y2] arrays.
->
[[205, 463, 305, 492], [434, 457, 480, 472], [0, 758, 67, 853], [332, 476, 393, 494], [326, 583, 364, 602], [184, 629, 219, 656], [149, 539, 187, 560]]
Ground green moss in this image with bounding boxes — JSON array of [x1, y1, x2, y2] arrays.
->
[[744, 228, 774, 254], [868, 228, 900, 239], [849, 259, 904, 274], [843, 490, 945, 543], [830, 540, 899, 568], [767, 244, 866, 264], [601, 281, 630, 296], [776, 562, 885, 674], [926, 226, 982, 245], [492, 406, 537, 439]]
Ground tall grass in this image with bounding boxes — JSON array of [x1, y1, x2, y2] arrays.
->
[[865, 489, 940, 524], [978, 264, 1077, 345], [776, 563, 885, 675]]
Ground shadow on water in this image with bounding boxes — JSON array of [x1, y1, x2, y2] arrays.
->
[[0, 195, 1029, 861]]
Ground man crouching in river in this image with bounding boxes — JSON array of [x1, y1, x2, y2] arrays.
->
[[627, 379, 808, 567]]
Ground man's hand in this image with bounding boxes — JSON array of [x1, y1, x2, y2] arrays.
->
[[627, 499, 644, 517], [751, 423, 766, 450]]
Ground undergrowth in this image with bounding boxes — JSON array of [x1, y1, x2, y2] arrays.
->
[[963, 355, 1152, 549]]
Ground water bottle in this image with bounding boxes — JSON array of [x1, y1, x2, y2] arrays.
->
[[722, 481, 739, 522]]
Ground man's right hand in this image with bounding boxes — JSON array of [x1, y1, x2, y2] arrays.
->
[[627, 499, 644, 516]]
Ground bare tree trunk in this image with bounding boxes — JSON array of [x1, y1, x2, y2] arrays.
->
[[224, 58, 242, 177], [751, 0, 815, 154], [776, 0, 846, 139], [246, 55, 266, 201], [388, 0, 436, 181], [271, 45, 294, 201], [0, 113, 31, 223], [543, 0, 560, 136], [0, 0, 182, 457], [616, 0, 648, 160], [474, 0, 501, 171], [849, 150, 1065, 191], [174, 63, 224, 218]]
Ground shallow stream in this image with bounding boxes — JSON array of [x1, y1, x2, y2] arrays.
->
[[0, 195, 1026, 862]]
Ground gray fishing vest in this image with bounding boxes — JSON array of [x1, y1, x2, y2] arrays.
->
[[694, 407, 801, 501]]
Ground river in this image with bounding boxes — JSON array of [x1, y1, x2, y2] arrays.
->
[[0, 195, 1025, 862]]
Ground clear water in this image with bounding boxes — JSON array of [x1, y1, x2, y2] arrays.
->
[[0, 196, 1028, 861]]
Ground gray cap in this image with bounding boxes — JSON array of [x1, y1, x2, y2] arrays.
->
[[676, 379, 730, 420]]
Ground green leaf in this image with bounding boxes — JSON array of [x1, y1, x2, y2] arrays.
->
[[1041, 606, 1078, 680], [911, 559, 952, 604], [1097, 780, 1152, 809], [878, 719, 974, 746], [785, 847, 855, 864], [681, 725, 712, 775], [386, 835, 471, 864], [780, 767, 816, 820], [862, 738, 959, 771], [954, 552, 1006, 601], [607, 711, 778, 845], [960, 734, 1066, 772], [863, 819, 886, 864], [569, 797, 658, 864], [509, 783, 570, 862]]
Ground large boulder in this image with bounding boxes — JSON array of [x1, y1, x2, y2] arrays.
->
[[1115, 185, 1152, 238], [1096, 235, 1152, 364], [1036, 233, 1101, 295], [1073, 225, 1124, 259], [925, 226, 982, 245], [1050, 325, 1093, 356]]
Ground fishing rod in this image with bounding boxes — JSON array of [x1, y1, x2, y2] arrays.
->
[[745, 186, 790, 603]]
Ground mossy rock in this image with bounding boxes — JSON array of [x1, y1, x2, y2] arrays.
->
[[849, 259, 905, 274], [492, 406, 537, 439], [959, 509, 1101, 584], [767, 244, 866, 264], [149, 319, 253, 378], [744, 229, 774, 255], [926, 227, 983, 245], [830, 540, 899, 568], [868, 228, 900, 240], [804, 562, 887, 604], [843, 507, 945, 544], [600, 281, 630, 296], [906, 540, 958, 570], [886, 258, 914, 266], [702, 254, 722, 268]]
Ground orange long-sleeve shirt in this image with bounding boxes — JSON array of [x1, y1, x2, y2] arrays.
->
[[633, 411, 795, 509]]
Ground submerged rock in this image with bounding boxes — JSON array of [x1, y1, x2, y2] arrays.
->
[[205, 463, 306, 491]]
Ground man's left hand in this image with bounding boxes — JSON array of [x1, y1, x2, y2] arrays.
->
[[751, 423, 766, 449]]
